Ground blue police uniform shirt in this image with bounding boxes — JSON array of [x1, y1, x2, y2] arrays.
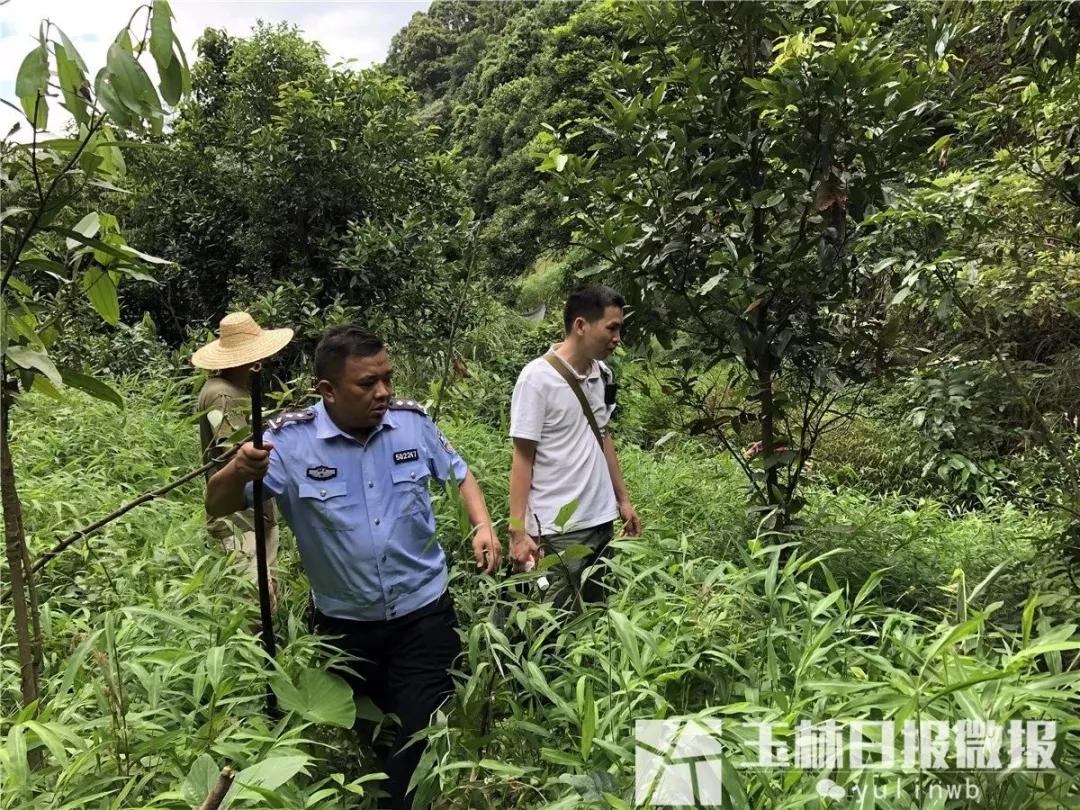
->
[[245, 399, 468, 622]]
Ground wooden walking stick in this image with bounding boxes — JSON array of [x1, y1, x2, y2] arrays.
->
[[191, 312, 293, 717], [250, 369, 278, 714]]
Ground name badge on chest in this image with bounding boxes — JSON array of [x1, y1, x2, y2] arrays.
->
[[393, 449, 419, 464]]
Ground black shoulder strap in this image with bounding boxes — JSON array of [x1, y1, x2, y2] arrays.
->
[[543, 353, 604, 448]]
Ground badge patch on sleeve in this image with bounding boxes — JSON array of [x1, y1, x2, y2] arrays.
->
[[437, 430, 455, 453], [306, 465, 338, 480], [393, 449, 419, 464]]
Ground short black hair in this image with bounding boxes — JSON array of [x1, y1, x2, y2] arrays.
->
[[563, 285, 625, 333], [315, 325, 385, 383]]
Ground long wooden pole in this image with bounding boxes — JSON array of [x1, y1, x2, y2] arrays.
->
[[249, 371, 278, 714]]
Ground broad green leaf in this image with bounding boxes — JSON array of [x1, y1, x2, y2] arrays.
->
[[554, 498, 580, 531], [82, 268, 120, 325], [159, 51, 183, 106], [182, 753, 221, 806], [271, 667, 355, 728], [59, 367, 123, 408], [335, 771, 387, 796], [853, 569, 888, 609], [150, 0, 175, 77], [31, 374, 63, 400], [6, 345, 62, 386], [106, 43, 162, 133], [175, 33, 192, 96], [1021, 592, 1038, 646], [478, 759, 532, 776], [67, 212, 101, 251], [117, 243, 171, 265], [222, 755, 311, 808], [15, 45, 49, 129], [47, 226, 133, 263], [1011, 641, 1080, 663], [1, 206, 30, 225], [94, 67, 136, 129], [54, 42, 90, 126], [919, 616, 983, 676], [5, 276, 33, 297], [115, 29, 135, 54], [57, 30, 88, 71]]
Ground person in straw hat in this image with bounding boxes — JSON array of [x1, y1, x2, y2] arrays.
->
[[192, 312, 293, 610]]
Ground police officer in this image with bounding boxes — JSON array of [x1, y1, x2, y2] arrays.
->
[[205, 325, 502, 810]]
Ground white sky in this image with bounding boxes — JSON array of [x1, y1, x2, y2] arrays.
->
[[0, 0, 431, 137]]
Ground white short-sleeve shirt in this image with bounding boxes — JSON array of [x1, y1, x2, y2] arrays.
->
[[509, 349, 619, 536]]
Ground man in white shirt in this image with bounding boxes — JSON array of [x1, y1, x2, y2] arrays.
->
[[509, 286, 641, 608]]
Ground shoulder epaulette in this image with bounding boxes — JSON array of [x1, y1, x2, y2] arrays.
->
[[389, 398, 428, 416], [267, 408, 315, 432]]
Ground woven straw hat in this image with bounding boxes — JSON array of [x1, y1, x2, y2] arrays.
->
[[191, 312, 294, 370]]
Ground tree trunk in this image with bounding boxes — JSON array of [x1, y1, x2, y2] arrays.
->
[[1, 379, 43, 742], [744, 21, 785, 532], [755, 334, 784, 528]]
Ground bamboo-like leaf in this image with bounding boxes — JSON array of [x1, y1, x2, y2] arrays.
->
[[608, 610, 642, 675], [1021, 592, 1039, 646], [579, 677, 596, 761], [919, 617, 983, 676]]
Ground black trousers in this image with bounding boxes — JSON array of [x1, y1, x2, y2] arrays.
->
[[313, 591, 461, 810]]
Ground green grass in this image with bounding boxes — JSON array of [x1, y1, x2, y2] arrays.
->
[[3, 378, 1079, 808]]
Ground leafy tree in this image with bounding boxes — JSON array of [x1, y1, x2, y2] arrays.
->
[[385, 0, 524, 105], [119, 23, 471, 355], [876, 3, 1080, 550], [1, 1, 189, 729], [545, 1, 945, 527], [387, 0, 629, 282]]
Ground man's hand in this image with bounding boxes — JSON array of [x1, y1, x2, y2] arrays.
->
[[509, 529, 541, 572], [234, 441, 273, 481], [618, 499, 641, 537], [473, 525, 502, 575]]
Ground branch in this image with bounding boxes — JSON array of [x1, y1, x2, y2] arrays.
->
[[30, 95, 44, 202], [198, 767, 236, 810], [0, 441, 244, 603], [430, 221, 479, 423], [1, 113, 105, 295]]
